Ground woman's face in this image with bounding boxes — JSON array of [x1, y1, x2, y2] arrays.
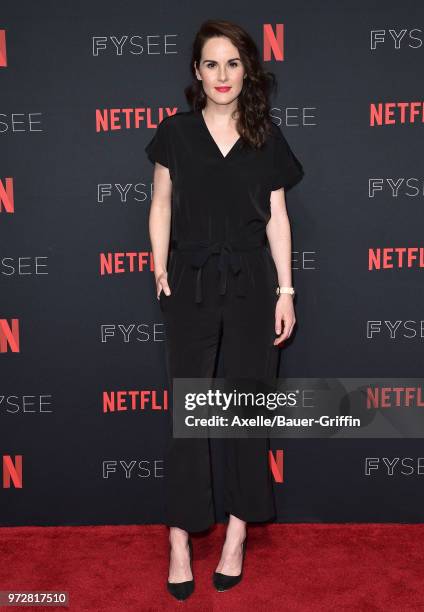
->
[[195, 36, 246, 107]]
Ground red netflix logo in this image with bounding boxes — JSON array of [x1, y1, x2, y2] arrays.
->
[[103, 390, 169, 413], [0, 30, 7, 68], [95, 107, 178, 132], [269, 449, 284, 483], [3, 455, 23, 488], [370, 102, 424, 126], [100, 252, 154, 274], [0, 178, 14, 213], [0, 319, 20, 353], [368, 247, 424, 270], [263, 24, 284, 61]]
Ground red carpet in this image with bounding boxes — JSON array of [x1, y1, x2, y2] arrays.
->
[[0, 523, 422, 611]]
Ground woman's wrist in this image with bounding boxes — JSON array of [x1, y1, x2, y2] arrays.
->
[[156, 270, 167, 282], [278, 291, 294, 297]]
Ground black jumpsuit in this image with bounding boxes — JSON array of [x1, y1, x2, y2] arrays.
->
[[145, 109, 304, 533]]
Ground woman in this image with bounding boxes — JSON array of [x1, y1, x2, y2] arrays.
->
[[145, 19, 304, 601]]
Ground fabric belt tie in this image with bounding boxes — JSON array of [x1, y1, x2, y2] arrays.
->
[[171, 239, 265, 304]]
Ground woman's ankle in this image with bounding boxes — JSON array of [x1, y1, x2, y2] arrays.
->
[[169, 526, 189, 546], [225, 515, 246, 543]]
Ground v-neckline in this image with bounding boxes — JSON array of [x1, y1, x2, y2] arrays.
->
[[198, 109, 241, 160]]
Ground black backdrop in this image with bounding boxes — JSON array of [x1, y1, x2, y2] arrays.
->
[[1, 1, 424, 527]]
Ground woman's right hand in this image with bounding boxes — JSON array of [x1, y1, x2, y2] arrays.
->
[[156, 271, 172, 299]]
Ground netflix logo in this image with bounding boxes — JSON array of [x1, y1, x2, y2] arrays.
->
[[2, 455, 23, 488], [368, 247, 424, 269], [269, 449, 284, 483], [0, 319, 19, 353], [0, 178, 14, 213], [95, 107, 177, 132], [0, 29, 7, 67], [370, 102, 424, 126], [100, 252, 154, 274], [366, 386, 424, 408], [103, 390, 169, 413]]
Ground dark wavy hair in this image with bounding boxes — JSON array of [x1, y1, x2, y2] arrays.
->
[[185, 19, 277, 149]]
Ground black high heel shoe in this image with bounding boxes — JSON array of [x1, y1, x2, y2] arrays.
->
[[167, 538, 194, 601], [213, 535, 247, 592]]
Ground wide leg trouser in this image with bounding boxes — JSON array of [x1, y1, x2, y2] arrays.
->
[[159, 251, 280, 533]]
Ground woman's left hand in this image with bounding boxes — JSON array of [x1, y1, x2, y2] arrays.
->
[[274, 294, 296, 346]]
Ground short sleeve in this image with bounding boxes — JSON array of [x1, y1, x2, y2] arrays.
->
[[269, 124, 304, 192], [144, 117, 171, 169]]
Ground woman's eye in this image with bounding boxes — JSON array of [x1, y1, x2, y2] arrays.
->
[[205, 62, 239, 68]]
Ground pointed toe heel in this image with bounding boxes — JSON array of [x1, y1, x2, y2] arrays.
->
[[167, 538, 194, 601], [213, 537, 247, 592]]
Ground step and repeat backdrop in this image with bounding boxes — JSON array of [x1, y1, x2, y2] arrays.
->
[[1, 1, 424, 526]]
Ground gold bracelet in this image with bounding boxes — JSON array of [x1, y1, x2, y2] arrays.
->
[[276, 286, 295, 296]]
